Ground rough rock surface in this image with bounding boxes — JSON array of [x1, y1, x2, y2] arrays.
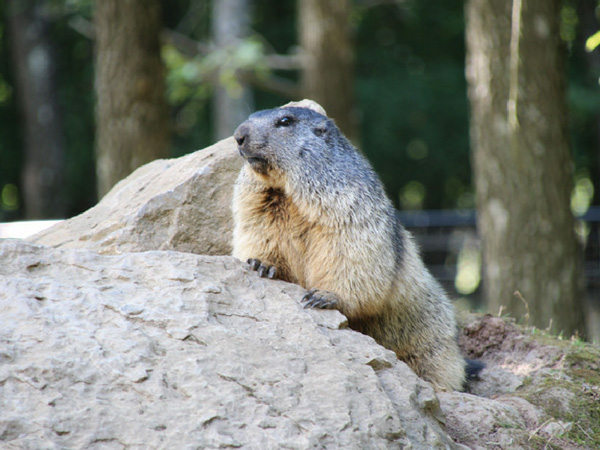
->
[[27, 137, 241, 256], [0, 240, 455, 449]]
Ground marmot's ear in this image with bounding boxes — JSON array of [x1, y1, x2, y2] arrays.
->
[[312, 119, 329, 137]]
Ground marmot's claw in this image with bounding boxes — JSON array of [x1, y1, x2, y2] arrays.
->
[[301, 288, 317, 304], [246, 258, 277, 279], [258, 264, 268, 277], [247, 258, 261, 270], [302, 289, 339, 309]]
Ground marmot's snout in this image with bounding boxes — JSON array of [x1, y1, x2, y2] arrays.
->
[[234, 123, 249, 148], [234, 121, 269, 174], [234, 122, 255, 159]]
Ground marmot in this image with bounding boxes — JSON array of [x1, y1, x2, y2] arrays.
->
[[231, 100, 474, 391]]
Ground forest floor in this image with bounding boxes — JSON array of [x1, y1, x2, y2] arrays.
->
[[453, 313, 600, 449]]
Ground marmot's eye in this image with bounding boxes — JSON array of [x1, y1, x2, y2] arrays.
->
[[276, 116, 294, 127]]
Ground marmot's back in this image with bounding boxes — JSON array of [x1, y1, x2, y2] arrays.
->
[[232, 101, 467, 391]]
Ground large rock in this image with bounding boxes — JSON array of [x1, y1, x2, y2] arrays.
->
[[0, 240, 455, 449], [4, 240, 599, 449], [28, 137, 242, 256]]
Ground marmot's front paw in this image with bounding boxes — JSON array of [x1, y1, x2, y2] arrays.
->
[[302, 288, 339, 309], [246, 258, 278, 279]]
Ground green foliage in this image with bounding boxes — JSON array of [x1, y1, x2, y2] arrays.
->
[[51, 6, 96, 216], [252, 0, 297, 55], [0, 2, 23, 221], [163, 43, 212, 145], [587, 31, 600, 52], [356, 0, 471, 209], [163, 36, 269, 154], [561, 2, 579, 44], [208, 38, 268, 92]]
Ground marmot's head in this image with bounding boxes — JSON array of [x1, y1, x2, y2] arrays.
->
[[233, 104, 341, 180], [234, 101, 386, 221]]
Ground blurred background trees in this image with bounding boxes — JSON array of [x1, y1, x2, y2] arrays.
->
[[95, 0, 170, 197], [6, 0, 66, 218], [466, 0, 585, 336], [211, 0, 253, 140], [299, 0, 357, 142], [1, 0, 599, 339]]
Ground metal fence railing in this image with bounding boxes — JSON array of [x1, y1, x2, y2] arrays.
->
[[398, 207, 600, 305]]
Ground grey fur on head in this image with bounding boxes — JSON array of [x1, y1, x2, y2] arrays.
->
[[234, 104, 387, 227]]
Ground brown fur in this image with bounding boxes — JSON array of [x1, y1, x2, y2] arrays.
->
[[232, 101, 466, 390]]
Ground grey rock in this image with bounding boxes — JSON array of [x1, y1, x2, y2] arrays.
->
[[27, 137, 242, 256], [467, 365, 524, 397], [438, 392, 529, 450], [0, 240, 456, 449]]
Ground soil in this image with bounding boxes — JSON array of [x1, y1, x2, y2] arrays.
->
[[442, 314, 600, 449]]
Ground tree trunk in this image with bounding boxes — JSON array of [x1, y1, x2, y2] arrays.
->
[[466, 0, 586, 337], [7, 0, 66, 219], [298, 0, 357, 142], [94, 0, 170, 198], [212, 0, 253, 140]]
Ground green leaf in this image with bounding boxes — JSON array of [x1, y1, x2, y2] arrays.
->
[[585, 31, 600, 52]]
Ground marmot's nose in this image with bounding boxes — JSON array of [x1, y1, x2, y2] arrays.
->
[[234, 124, 250, 147]]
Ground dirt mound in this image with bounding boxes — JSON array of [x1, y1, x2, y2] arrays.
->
[[438, 314, 600, 449]]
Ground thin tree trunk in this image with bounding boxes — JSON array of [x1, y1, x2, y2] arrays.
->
[[299, 0, 357, 142], [212, 0, 253, 140], [7, 0, 66, 219], [94, 0, 170, 198], [466, 0, 586, 337]]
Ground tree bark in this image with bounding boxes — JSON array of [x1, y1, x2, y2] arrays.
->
[[298, 0, 357, 142], [466, 0, 586, 336], [94, 0, 170, 198], [212, 0, 253, 140], [7, 0, 66, 219]]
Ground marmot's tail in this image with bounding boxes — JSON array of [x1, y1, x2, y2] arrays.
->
[[465, 358, 485, 380], [465, 358, 485, 387], [462, 358, 485, 392]]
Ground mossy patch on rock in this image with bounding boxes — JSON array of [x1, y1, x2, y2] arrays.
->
[[456, 314, 600, 449]]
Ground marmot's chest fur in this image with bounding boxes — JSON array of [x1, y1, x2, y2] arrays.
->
[[239, 184, 315, 285], [257, 187, 288, 222]]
